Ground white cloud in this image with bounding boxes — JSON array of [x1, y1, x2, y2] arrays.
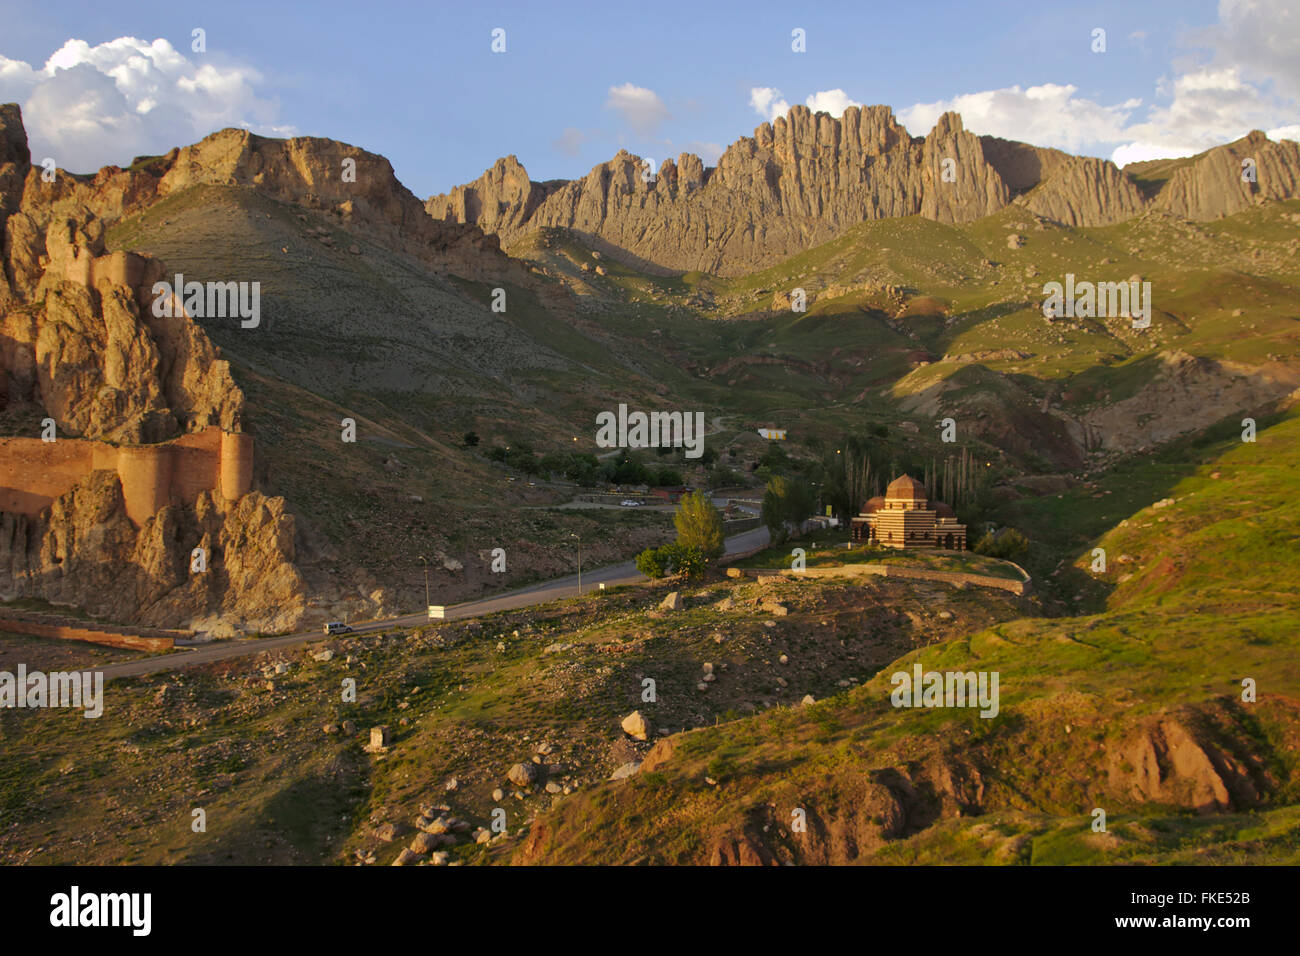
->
[[898, 83, 1139, 151], [804, 89, 861, 117], [749, 87, 789, 122], [750, 86, 862, 122], [605, 83, 671, 136], [0, 36, 291, 173], [1193, 0, 1300, 102], [889, 1, 1300, 167], [1269, 124, 1300, 142], [1110, 141, 1205, 167]]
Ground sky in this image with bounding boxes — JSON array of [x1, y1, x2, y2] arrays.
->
[[1, 0, 1298, 198]]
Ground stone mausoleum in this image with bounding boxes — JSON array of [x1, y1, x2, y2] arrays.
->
[[850, 475, 967, 550]]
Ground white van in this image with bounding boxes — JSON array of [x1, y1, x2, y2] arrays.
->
[[323, 621, 353, 635]]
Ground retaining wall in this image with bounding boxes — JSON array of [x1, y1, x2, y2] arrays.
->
[[727, 561, 1032, 595]]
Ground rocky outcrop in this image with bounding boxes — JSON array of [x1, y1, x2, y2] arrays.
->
[[2, 211, 244, 443], [1106, 714, 1264, 814], [0, 470, 306, 633], [1070, 350, 1300, 454], [1151, 130, 1300, 220], [979, 136, 1146, 226], [430, 107, 1300, 275]]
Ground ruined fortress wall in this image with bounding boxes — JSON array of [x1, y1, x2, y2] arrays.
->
[[0, 427, 252, 525], [220, 430, 253, 500], [0, 439, 96, 515], [167, 429, 223, 506], [116, 444, 173, 525]]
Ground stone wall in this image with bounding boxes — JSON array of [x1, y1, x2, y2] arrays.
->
[[727, 561, 1032, 596], [0, 611, 179, 651], [0, 426, 252, 525]]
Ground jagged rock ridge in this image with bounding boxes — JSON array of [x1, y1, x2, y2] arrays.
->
[[427, 104, 1300, 276]]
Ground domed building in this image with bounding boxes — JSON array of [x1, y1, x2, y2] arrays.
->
[[850, 475, 967, 550]]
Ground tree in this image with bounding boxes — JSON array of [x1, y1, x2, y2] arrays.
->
[[673, 490, 725, 559], [635, 547, 667, 578], [973, 527, 1029, 560], [462, 430, 480, 448], [653, 466, 683, 487], [762, 475, 815, 543]]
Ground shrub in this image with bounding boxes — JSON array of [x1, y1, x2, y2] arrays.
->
[[973, 527, 1029, 560], [635, 543, 708, 579], [635, 547, 667, 579]]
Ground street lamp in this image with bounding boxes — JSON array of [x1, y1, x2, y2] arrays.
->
[[570, 533, 581, 596], [417, 555, 430, 608]]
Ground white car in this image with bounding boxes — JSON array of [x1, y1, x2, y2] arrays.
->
[[620, 499, 642, 507]]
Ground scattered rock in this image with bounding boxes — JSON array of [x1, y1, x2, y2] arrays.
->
[[621, 710, 651, 740], [507, 762, 538, 788], [610, 762, 641, 780]]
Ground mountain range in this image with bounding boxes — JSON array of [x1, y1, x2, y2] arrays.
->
[[427, 104, 1300, 275]]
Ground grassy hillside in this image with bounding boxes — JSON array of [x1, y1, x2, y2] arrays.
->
[[510, 408, 1300, 864]]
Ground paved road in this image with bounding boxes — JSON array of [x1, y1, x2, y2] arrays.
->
[[98, 525, 771, 681]]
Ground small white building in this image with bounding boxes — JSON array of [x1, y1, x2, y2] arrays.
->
[[757, 428, 787, 440]]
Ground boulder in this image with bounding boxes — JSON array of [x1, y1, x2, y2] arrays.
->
[[507, 762, 538, 787], [620, 710, 651, 740], [610, 762, 641, 780]]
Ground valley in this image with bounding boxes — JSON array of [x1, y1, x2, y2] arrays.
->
[[1, 87, 1298, 867]]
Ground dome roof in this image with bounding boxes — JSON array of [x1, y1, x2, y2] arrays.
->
[[885, 475, 927, 500], [860, 495, 886, 514], [933, 501, 956, 518]]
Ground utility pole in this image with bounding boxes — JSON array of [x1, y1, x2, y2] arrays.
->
[[570, 533, 581, 595]]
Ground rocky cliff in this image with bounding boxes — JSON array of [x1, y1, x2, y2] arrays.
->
[[1150, 130, 1300, 220], [0, 105, 309, 632], [428, 104, 1300, 275], [0, 472, 306, 634]]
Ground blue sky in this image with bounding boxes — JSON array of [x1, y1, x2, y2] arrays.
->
[[2, 0, 1297, 197]]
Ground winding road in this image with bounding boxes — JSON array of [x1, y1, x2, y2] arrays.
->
[[97, 524, 771, 682]]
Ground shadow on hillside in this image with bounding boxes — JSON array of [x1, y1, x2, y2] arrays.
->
[[995, 404, 1294, 616]]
